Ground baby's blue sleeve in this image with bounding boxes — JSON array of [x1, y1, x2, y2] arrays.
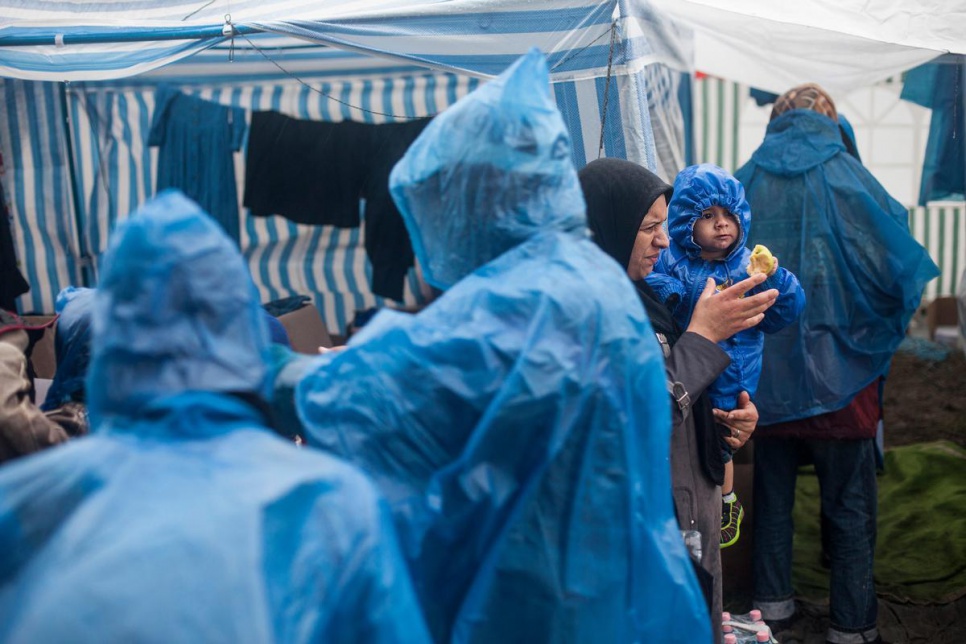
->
[[757, 266, 806, 334], [644, 272, 690, 328]]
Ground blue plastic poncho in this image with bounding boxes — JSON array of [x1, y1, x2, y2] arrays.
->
[[735, 110, 940, 424], [0, 191, 429, 644], [295, 49, 709, 643], [40, 286, 94, 411]]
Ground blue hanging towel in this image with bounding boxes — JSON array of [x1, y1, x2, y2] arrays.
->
[[149, 87, 246, 243]]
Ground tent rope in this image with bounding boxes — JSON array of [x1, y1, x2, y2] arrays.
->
[[233, 26, 430, 121], [597, 20, 618, 159], [182, 0, 216, 21]]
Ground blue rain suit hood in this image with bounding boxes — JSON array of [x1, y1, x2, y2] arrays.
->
[[389, 48, 587, 290], [40, 286, 94, 411], [0, 191, 429, 643], [652, 164, 805, 410], [667, 163, 751, 261], [296, 49, 711, 643], [735, 110, 939, 424]]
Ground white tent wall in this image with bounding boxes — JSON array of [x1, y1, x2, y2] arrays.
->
[[0, 56, 673, 331], [691, 74, 966, 299]]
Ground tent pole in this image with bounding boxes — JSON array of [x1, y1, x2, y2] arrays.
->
[[0, 24, 262, 48], [58, 82, 93, 288]]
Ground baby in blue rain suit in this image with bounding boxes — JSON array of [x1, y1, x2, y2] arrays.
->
[[650, 163, 806, 548]]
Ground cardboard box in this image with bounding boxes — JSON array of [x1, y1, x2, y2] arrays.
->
[[926, 296, 959, 341], [22, 315, 57, 379], [276, 304, 333, 355]]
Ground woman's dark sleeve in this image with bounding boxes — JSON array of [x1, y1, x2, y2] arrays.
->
[[664, 332, 730, 426]]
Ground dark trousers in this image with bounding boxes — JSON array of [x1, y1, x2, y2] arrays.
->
[[753, 437, 878, 635]]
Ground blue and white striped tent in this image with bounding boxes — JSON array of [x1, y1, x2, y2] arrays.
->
[[0, 0, 690, 333]]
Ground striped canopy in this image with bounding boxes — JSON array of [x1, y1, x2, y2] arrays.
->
[[0, 0, 689, 82]]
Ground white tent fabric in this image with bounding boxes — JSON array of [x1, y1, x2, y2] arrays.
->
[[646, 0, 965, 93]]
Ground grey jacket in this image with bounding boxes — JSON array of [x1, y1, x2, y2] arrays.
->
[[663, 331, 731, 644]]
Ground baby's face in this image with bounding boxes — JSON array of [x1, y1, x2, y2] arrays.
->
[[693, 205, 739, 260]]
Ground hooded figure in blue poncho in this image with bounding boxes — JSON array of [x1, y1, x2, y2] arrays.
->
[[734, 84, 939, 643], [292, 49, 710, 643], [0, 191, 429, 644], [735, 100, 939, 426]]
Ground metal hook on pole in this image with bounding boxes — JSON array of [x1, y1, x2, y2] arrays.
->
[[222, 13, 235, 62]]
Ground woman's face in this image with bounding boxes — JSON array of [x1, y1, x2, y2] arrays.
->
[[627, 196, 669, 281]]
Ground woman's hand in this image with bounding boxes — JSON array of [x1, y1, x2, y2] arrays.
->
[[715, 391, 758, 450], [686, 273, 778, 343]]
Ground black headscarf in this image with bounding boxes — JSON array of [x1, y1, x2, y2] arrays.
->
[[579, 158, 723, 486], [578, 158, 680, 341]]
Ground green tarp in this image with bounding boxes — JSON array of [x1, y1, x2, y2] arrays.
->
[[793, 441, 966, 604]]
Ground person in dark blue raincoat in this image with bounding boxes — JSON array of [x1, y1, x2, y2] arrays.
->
[[734, 83, 939, 643], [292, 49, 710, 643], [0, 191, 429, 644]]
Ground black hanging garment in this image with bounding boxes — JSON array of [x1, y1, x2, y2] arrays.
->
[[244, 113, 431, 301], [0, 180, 30, 311], [243, 112, 369, 227], [362, 118, 431, 300]]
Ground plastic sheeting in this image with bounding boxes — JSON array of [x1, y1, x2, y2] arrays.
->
[[647, 0, 960, 93], [40, 286, 93, 411], [735, 110, 940, 424], [295, 49, 710, 643], [0, 191, 429, 643], [0, 0, 617, 82], [901, 55, 966, 205]]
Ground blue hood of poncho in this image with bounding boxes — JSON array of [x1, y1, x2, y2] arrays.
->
[[389, 47, 587, 290], [40, 286, 94, 411], [750, 110, 846, 176], [667, 163, 751, 261], [87, 190, 272, 427]]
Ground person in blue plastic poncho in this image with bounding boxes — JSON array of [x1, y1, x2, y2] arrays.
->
[[649, 163, 806, 549], [38, 286, 95, 436], [291, 48, 711, 643], [734, 83, 939, 644], [0, 191, 429, 644]]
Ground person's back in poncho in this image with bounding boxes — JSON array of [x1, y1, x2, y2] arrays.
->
[[293, 49, 710, 643]]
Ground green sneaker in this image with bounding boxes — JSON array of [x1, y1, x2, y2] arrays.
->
[[720, 494, 744, 549]]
